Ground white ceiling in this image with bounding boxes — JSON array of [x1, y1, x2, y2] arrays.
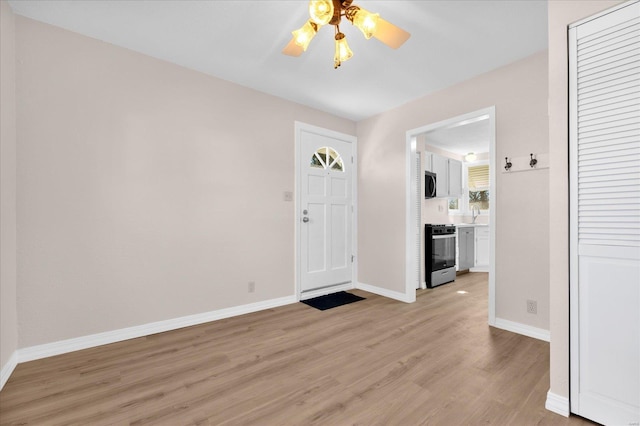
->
[[425, 118, 490, 156], [8, 0, 548, 122]]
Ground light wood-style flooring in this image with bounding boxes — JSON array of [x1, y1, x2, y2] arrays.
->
[[0, 273, 594, 425]]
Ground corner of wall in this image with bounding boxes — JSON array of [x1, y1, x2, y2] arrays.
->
[[0, 351, 18, 391], [0, 0, 20, 388]]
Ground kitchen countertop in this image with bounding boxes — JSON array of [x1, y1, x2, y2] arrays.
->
[[454, 223, 489, 227]]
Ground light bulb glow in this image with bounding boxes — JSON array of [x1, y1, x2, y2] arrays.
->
[[309, 0, 334, 26], [465, 152, 477, 162], [292, 21, 318, 51], [334, 33, 353, 68], [353, 8, 379, 39]]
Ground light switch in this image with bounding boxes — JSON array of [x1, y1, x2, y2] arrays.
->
[[283, 191, 293, 202]]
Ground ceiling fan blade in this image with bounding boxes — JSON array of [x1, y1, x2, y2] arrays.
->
[[282, 37, 304, 57], [373, 18, 410, 49]]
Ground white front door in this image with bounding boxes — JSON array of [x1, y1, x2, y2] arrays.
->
[[569, 2, 640, 424], [296, 122, 355, 295]]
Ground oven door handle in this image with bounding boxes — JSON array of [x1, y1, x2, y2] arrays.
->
[[432, 234, 455, 240]]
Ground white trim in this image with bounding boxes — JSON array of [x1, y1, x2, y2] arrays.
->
[[356, 281, 414, 303], [405, 107, 496, 322], [546, 391, 570, 417], [493, 317, 550, 342], [404, 134, 418, 300], [569, 0, 639, 28], [487, 109, 496, 326], [294, 121, 357, 301], [0, 351, 18, 391], [299, 282, 354, 300], [568, 24, 580, 414], [17, 295, 296, 363]]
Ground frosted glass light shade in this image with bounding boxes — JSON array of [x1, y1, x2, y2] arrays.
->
[[352, 8, 379, 39], [465, 152, 477, 162], [309, 0, 334, 26], [334, 33, 353, 68], [292, 21, 318, 51]]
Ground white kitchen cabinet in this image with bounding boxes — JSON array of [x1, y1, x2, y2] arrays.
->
[[457, 226, 475, 271], [429, 153, 462, 198], [473, 226, 490, 272], [448, 159, 463, 198], [424, 152, 433, 173], [432, 154, 448, 197]]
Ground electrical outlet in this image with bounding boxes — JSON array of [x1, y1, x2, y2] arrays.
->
[[248, 281, 255, 293], [526, 299, 537, 314], [283, 191, 293, 202]]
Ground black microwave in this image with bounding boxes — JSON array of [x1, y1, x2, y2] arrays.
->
[[425, 171, 436, 198]]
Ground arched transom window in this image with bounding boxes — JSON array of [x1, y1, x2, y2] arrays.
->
[[310, 146, 344, 172]]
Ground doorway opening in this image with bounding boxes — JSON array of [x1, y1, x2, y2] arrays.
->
[[405, 107, 496, 325]]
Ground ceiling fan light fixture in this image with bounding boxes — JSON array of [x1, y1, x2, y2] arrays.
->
[[334, 32, 353, 69], [292, 20, 318, 51], [349, 7, 379, 39], [308, 0, 334, 26], [284, 0, 410, 68]]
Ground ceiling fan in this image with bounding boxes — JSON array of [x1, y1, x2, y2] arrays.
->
[[282, 0, 411, 69]]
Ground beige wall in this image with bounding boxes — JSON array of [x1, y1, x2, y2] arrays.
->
[[547, 0, 624, 401], [358, 50, 550, 330], [1, 0, 19, 372], [15, 16, 355, 348]]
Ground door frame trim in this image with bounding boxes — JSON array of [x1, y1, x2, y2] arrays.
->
[[404, 106, 496, 324], [294, 121, 358, 301]]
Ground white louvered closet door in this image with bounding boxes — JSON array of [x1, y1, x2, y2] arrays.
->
[[569, 2, 640, 425]]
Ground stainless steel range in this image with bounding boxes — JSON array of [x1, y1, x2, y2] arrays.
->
[[425, 224, 456, 288]]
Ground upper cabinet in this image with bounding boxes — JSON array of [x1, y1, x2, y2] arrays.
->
[[448, 159, 462, 198], [426, 152, 462, 198], [432, 154, 449, 197]]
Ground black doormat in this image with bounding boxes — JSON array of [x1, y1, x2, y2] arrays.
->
[[301, 291, 365, 311]]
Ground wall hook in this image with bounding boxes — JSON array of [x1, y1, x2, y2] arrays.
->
[[530, 153, 538, 168], [504, 157, 512, 171]]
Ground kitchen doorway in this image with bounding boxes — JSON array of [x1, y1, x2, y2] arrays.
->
[[405, 107, 496, 325]]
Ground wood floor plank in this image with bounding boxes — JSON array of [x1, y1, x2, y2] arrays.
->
[[0, 273, 595, 425]]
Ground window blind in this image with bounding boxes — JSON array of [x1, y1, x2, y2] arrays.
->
[[468, 165, 489, 190]]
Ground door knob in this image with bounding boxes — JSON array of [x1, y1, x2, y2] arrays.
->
[[302, 217, 309, 223]]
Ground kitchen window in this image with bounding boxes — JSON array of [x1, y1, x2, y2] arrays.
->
[[448, 161, 490, 214], [468, 164, 489, 211]]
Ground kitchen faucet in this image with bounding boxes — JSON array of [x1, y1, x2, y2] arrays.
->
[[471, 205, 480, 223]]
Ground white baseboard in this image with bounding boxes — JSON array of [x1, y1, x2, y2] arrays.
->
[[0, 351, 18, 391], [545, 390, 570, 417], [493, 318, 550, 342], [17, 295, 297, 364], [299, 282, 354, 301], [356, 281, 413, 303]]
